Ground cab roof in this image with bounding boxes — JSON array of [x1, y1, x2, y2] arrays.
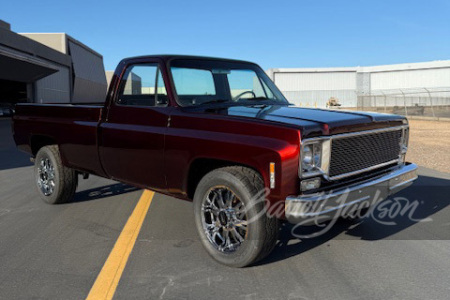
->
[[120, 54, 258, 66]]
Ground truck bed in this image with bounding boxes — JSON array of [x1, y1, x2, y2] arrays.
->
[[13, 103, 106, 177]]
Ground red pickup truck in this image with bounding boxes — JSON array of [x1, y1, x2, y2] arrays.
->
[[13, 55, 418, 267]]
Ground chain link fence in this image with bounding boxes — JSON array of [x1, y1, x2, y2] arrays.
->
[[282, 87, 450, 119], [357, 88, 450, 118]]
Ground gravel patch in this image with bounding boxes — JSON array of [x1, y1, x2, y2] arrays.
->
[[407, 120, 450, 173]]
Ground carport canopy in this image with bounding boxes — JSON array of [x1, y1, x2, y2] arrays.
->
[[0, 47, 58, 83]]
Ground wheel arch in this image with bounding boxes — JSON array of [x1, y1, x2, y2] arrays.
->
[[186, 158, 264, 200], [30, 135, 57, 156]]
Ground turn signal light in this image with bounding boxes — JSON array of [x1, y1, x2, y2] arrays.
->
[[270, 162, 275, 189]]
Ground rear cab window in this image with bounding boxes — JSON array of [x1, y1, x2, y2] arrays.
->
[[118, 63, 167, 107]]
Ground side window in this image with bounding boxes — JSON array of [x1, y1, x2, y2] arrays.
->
[[118, 64, 167, 106]]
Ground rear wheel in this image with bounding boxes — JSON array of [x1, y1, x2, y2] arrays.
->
[[193, 166, 278, 267], [34, 145, 78, 204]]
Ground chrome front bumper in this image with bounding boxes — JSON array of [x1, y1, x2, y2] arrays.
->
[[285, 163, 418, 224]]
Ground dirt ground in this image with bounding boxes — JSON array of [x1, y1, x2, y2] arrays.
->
[[407, 120, 450, 173]]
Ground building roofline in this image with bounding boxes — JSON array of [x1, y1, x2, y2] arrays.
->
[[358, 60, 450, 73], [268, 60, 450, 74], [122, 54, 258, 65], [66, 34, 103, 58], [0, 27, 71, 67], [19, 32, 66, 34], [19, 32, 103, 58], [270, 67, 357, 73]]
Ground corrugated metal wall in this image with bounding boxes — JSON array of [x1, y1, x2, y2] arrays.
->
[[370, 68, 450, 90], [270, 62, 450, 108], [274, 72, 356, 91], [16, 32, 107, 104], [34, 65, 71, 103], [69, 40, 107, 103], [273, 71, 357, 107]]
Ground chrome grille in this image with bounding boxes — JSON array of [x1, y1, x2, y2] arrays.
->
[[329, 129, 402, 178]]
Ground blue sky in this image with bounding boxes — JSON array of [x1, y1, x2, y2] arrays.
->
[[2, 0, 450, 71]]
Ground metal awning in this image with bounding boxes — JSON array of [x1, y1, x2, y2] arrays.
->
[[0, 46, 59, 83]]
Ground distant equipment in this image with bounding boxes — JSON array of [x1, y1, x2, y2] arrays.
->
[[326, 97, 342, 108]]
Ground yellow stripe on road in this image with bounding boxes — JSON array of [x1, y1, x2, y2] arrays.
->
[[86, 190, 154, 300]]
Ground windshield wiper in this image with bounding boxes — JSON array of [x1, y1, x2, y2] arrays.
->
[[198, 99, 230, 106], [240, 97, 271, 101]]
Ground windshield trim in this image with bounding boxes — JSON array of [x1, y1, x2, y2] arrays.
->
[[180, 100, 290, 112]]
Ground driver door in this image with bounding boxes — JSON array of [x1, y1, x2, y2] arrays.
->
[[99, 61, 170, 191]]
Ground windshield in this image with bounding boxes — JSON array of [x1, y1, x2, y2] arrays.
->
[[169, 59, 288, 107]]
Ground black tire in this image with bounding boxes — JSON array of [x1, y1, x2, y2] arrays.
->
[[34, 145, 78, 204], [193, 166, 279, 267]]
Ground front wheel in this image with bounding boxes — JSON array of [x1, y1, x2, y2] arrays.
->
[[34, 145, 78, 204], [193, 166, 279, 267]]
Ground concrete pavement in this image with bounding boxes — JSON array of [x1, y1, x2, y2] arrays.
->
[[1, 118, 449, 300]]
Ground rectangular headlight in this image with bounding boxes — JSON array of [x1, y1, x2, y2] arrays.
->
[[300, 139, 331, 178]]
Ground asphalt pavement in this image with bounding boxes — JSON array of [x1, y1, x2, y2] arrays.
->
[[1, 117, 449, 300]]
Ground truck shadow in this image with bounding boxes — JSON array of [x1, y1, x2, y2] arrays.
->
[[0, 148, 33, 170], [0, 118, 33, 171], [72, 183, 140, 203], [256, 174, 450, 266]]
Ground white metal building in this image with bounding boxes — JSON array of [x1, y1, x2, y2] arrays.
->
[[267, 60, 450, 108]]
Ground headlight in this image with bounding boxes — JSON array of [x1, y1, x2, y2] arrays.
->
[[302, 142, 322, 172], [300, 139, 331, 178], [303, 145, 313, 166]]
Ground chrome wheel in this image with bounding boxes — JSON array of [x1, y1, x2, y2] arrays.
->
[[37, 157, 56, 196], [201, 186, 247, 253]]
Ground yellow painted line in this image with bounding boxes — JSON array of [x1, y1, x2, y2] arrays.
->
[[86, 190, 154, 300]]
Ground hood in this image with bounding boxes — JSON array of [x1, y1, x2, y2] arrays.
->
[[200, 105, 406, 139]]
